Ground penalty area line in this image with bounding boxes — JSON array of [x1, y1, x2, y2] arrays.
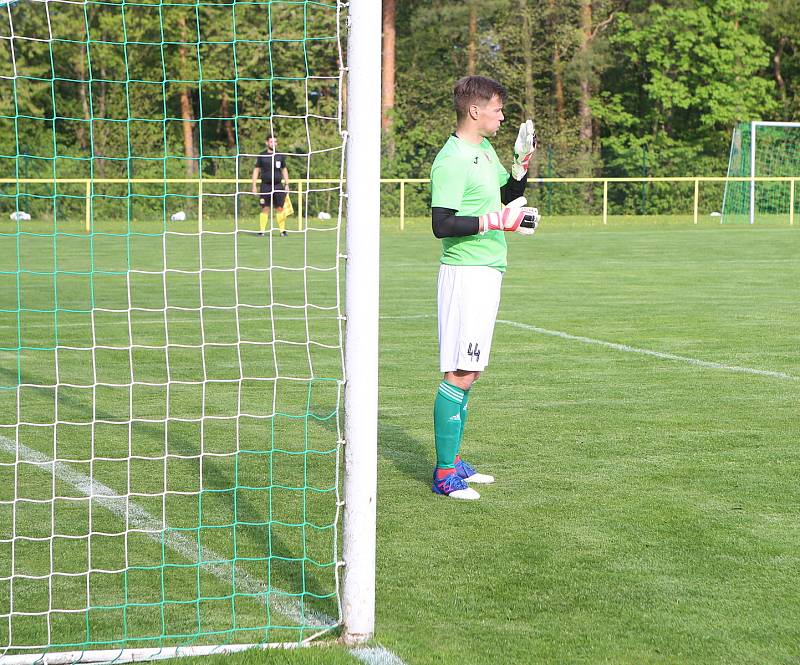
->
[[378, 313, 796, 381], [496, 319, 799, 382]]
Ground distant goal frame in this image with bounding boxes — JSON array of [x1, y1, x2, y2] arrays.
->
[[743, 121, 800, 225]]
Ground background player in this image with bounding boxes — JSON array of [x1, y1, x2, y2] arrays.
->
[[251, 136, 290, 236], [429, 75, 539, 500]]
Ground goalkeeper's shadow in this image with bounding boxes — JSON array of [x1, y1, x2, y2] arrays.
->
[[376, 410, 431, 484], [312, 407, 431, 484]]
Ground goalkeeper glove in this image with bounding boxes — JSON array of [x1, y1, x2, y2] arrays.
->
[[511, 119, 537, 181], [479, 197, 540, 235]]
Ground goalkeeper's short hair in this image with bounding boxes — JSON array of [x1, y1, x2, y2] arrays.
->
[[453, 76, 508, 123]]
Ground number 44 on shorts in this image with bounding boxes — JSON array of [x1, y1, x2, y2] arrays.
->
[[467, 342, 481, 362]]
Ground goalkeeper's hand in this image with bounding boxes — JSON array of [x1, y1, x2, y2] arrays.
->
[[511, 119, 537, 181], [479, 197, 540, 235]]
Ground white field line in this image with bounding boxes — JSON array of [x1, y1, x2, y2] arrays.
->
[[0, 435, 408, 665], [496, 319, 799, 381], [0, 435, 330, 628], [351, 646, 408, 665], [383, 313, 798, 381]]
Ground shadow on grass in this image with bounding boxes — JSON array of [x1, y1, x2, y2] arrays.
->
[[0, 363, 339, 621], [312, 406, 431, 485], [377, 415, 431, 485]]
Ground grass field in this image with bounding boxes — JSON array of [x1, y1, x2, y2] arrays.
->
[[1, 215, 345, 654], [2, 213, 800, 664]]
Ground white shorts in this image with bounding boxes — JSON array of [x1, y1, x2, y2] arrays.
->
[[438, 264, 503, 373]]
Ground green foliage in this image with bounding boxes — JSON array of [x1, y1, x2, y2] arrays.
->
[[2, 0, 800, 216], [612, 2, 776, 141], [0, 0, 342, 194], [385, 0, 799, 215], [760, 0, 800, 116], [596, 1, 776, 184]]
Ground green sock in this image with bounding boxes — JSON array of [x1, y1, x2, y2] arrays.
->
[[456, 389, 469, 458], [434, 381, 466, 469]]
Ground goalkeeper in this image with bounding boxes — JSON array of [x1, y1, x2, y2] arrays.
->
[[251, 135, 290, 236], [429, 75, 539, 500]]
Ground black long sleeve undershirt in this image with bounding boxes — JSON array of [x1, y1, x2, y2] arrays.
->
[[431, 173, 528, 239], [431, 207, 479, 238], [500, 172, 527, 205]]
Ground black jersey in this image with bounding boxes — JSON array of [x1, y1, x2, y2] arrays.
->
[[255, 151, 287, 188]]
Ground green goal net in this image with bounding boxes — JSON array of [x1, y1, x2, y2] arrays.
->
[[721, 121, 800, 224], [1, 0, 350, 660]]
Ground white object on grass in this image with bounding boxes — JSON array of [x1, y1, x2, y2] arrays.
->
[[170, 211, 186, 221], [318, 211, 332, 220], [9, 210, 31, 221]]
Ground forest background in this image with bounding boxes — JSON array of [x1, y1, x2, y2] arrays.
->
[[2, 0, 799, 217], [381, 0, 800, 215]]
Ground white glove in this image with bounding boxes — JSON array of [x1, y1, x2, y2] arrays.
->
[[479, 196, 540, 235], [511, 119, 537, 181]]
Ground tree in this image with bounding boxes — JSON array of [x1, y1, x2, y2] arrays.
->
[[761, 0, 800, 115], [599, 0, 779, 178], [575, 0, 616, 176], [177, 13, 198, 177], [548, 0, 567, 129], [467, 2, 478, 75], [3, 0, 799, 205], [382, 0, 396, 156]]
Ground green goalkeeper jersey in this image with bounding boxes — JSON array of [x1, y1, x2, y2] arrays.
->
[[430, 134, 510, 271]]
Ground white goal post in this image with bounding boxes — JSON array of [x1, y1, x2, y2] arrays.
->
[[342, 0, 381, 646]]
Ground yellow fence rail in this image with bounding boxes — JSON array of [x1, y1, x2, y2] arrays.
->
[[385, 177, 798, 228], [1, 176, 797, 230]]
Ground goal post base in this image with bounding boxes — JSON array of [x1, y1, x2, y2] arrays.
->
[[341, 632, 374, 647]]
